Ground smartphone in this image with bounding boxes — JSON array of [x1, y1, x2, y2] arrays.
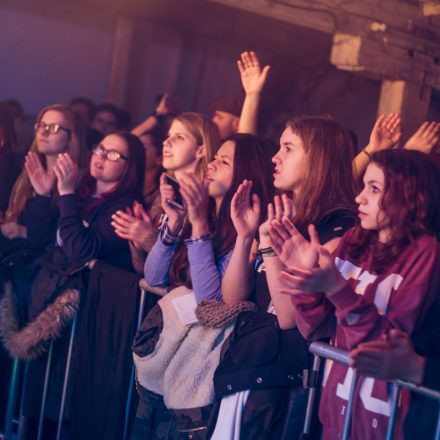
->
[[165, 175, 184, 210]]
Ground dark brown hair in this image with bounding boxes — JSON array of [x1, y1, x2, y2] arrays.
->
[[348, 149, 440, 273], [285, 115, 357, 231], [78, 131, 145, 212], [168, 134, 275, 287]]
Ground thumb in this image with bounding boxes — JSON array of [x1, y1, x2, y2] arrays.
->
[[308, 224, 320, 247], [261, 65, 271, 81], [251, 193, 260, 211]]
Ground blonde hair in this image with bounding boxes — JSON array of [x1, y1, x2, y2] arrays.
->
[[173, 112, 221, 179], [6, 104, 88, 222]]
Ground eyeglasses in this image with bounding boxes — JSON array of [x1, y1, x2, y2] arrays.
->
[[92, 144, 128, 162], [34, 122, 71, 136]]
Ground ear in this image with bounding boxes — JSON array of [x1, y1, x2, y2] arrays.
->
[[195, 144, 205, 161], [232, 116, 240, 132]]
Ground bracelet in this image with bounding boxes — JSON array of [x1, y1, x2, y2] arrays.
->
[[256, 246, 277, 259], [184, 233, 211, 245], [362, 148, 372, 159]]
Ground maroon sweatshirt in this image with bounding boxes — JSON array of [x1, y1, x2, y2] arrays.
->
[[292, 229, 440, 440]]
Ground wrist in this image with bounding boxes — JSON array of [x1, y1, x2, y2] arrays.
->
[[259, 234, 271, 248], [167, 218, 183, 236], [191, 220, 209, 237], [59, 189, 75, 196], [325, 273, 347, 297], [236, 235, 254, 246]]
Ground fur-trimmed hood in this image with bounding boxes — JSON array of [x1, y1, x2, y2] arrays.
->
[[0, 282, 80, 360]]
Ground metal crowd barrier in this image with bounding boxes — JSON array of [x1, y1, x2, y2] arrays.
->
[[3, 279, 164, 440], [304, 341, 440, 440]]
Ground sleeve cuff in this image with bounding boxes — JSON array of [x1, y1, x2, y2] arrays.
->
[[186, 238, 214, 262], [327, 283, 359, 310], [58, 194, 79, 217]]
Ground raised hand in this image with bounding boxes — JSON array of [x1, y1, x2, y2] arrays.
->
[[25, 152, 55, 196], [404, 121, 440, 154], [155, 93, 179, 117], [269, 219, 319, 270], [111, 202, 154, 243], [53, 153, 79, 195], [367, 113, 401, 153], [272, 223, 345, 296], [230, 179, 260, 239], [179, 172, 209, 235], [1, 221, 27, 239], [237, 51, 271, 96], [159, 173, 185, 235], [259, 194, 294, 246]]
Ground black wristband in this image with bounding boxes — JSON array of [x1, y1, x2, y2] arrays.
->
[[256, 246, 277, 259]]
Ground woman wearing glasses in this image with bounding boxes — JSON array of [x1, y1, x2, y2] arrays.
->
[[1, 104, 88, 247], [50, 131, 145, 269]]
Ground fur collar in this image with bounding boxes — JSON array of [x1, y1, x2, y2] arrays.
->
[[0, 282, 79, 360]]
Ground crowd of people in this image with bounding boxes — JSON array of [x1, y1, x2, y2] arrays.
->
[[1, 50, 440, 440]]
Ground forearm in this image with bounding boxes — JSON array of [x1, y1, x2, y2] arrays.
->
[[187, 239, 231, 303], [353, 147, 372, 178], [238, 93, 260, 135], [221, 236, 254, 304], [131, 115, 158, 136], [143, 238, 176, 286], [264, 255, 298, 329]]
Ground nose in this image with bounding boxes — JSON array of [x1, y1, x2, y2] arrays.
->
[[163, 136, 172, 148], [207, 160, 217, 172], [272, 151, 280, 164], [355, 189, 366, 205]]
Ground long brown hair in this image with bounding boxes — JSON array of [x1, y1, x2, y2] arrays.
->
[[286, 115, 357, 231], [172, 112, 221, 180], [348, 149, 440, 274], [77, 131, 145, 214], [166, 113, 221, 286], [168, 134, 275, 288], [5, 104, 88, 223]]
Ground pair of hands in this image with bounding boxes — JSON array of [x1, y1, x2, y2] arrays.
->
[[161, 173, 210, 237], [349, 329, 425, 384], [25, 152, 78, 197], [366, 113, 440, 155], [231, 184, 344, 296], [112, 201, 153, 246], [112, 173, 210, 243]]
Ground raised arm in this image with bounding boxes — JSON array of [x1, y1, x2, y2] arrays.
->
[[237, 51, 270, 135], [353, 113, 401, 178], [221, 179, 260, 304], [131, 93, 177, 136], [144, 173, 185, 286]]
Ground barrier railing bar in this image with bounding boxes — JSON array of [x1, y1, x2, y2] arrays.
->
[[122, 287, 146, 440], [37, 340, 54, 440], [4, 357, 21, 440], [385, 384, 401, 440], [310, 341, 440, 440], [435, 405, 440, 440], [56, 316, 78, 440], [342, 369, 358, 440], [17, 361, 30, 439], [301, 354, 321, 438]]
